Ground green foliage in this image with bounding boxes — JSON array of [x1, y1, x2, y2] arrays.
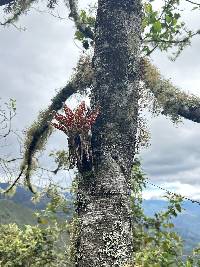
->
[[143, 0, 184, 50], [1, 176, 200, 266], [2, 0, 61, 25], [0, 186, 72, 267], [142, 0, 197, 58], [135, 195, 185, 266], [74, 9, 95, 49], [68, 215, 80, 265], [72, 1, 200, 58], [0, 222, 71, 267], [49, 149, 70, 174], [0, 200, 36, 225], [131, 160, 200, 267]]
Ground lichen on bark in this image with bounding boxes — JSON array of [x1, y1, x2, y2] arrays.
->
[[75, 0, 142, 266]]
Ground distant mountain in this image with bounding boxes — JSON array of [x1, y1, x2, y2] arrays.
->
[[0, 199, 36, 225], [0, 183, 200, 254], [0, 183, 72, 225], [0, 183, 72, 209], [0, 183, 48, 210], [143, 200, 200, 254]]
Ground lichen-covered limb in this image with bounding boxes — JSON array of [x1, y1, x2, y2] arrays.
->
[[68, 0, 94, 40], [0, 0, 94, 36], [0, 0, 37, 26], [5, 56, 93, 193], [143, 58, 200, 123], [4, 83, 75, 193]]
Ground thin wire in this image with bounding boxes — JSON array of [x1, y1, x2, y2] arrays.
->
[[145, 178, 200, 206]]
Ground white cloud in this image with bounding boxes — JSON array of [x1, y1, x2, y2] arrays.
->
[[143, 181, 200, 200], [0, 1, 200, 195]]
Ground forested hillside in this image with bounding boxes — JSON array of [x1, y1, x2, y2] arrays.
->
[[1, 183, 199, 255], [143, 200, 200, 254]]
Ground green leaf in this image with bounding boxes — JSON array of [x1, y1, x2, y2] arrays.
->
[[185, 261, 192, 267], [142, 18, 148, 30], [174, 13, 181, 19], [37, 217, 48, 225], [175, 203, 182, 213], [192, 6, 198, 10], [75, 31, 85, 41], [142, 45, 151, 54], [80, 10, 87, 22], [166, 15, 172, 24], [153, 21, 162, 33], [144, 3, 152, 13], [168, 223, 174, 228]]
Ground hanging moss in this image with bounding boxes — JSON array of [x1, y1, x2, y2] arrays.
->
[[4, 56, 93, 193], [143, 58, 200, 123]]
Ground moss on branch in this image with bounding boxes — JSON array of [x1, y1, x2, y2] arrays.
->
[[6, 56, 93, 193], [143, 58, 200, 123]]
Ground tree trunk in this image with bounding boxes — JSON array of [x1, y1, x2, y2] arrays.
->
[[76, 0, 142, 266]]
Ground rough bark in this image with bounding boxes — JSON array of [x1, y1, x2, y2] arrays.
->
[[76, 0, 142, 266]]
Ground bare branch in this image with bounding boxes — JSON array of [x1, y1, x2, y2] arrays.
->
[[3, 166, 25, 194], [30, 6, 68, 20], [143, 58, 200, 123], [184, 0, 200, 6], [0, 157, 23, 163], [0, 99, 16, 139], [145, 44, 159, 57]]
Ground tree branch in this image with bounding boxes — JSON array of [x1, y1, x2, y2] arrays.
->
[[0, 0, 37, 26], [3, 166, 25, 194], [67, 0, 94, 40], [13, 56, 93, 193], [184, 0, 200, 6], [1, 0, 95, 40], [143, 58, 200, 123], [145, 29, 200, 45]]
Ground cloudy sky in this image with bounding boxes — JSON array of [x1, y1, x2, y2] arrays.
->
[[0, 0, 200, 200]]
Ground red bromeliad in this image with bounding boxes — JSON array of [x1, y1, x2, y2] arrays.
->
[[51, 101, 99, 171], [52, 101, 99, 134]]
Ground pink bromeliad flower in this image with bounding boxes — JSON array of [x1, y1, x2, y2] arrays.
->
[[51, 101, 99, 134]]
